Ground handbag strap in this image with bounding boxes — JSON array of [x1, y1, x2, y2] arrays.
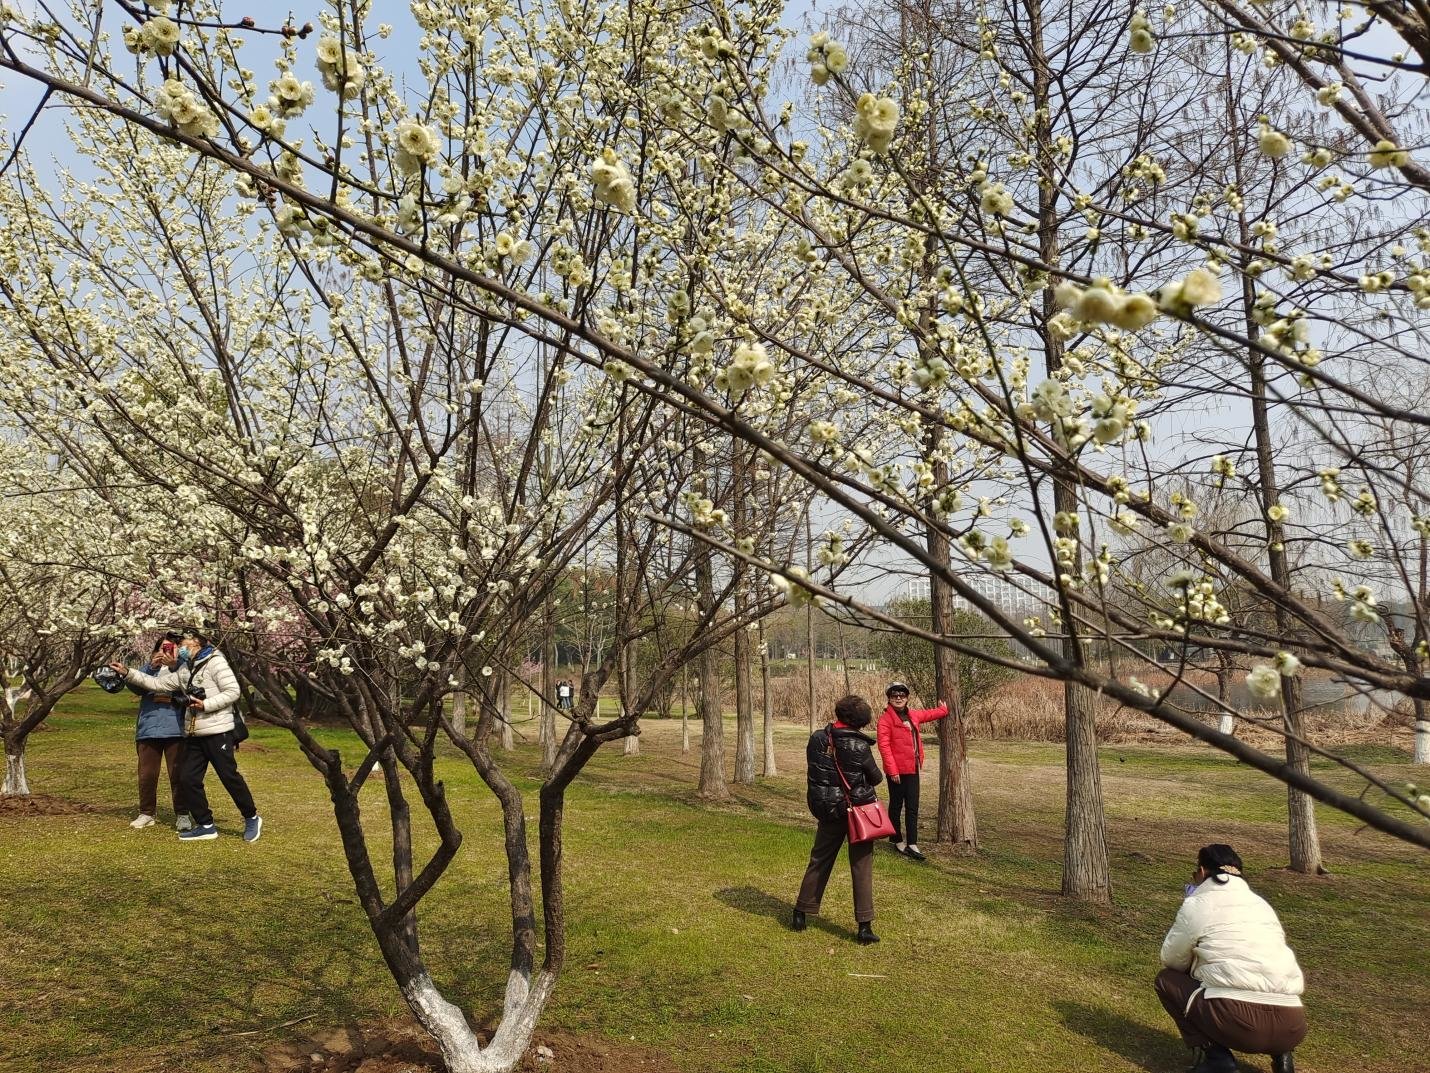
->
[[826, 724, 855, 806]]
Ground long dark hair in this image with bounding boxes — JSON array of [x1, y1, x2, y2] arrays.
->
[[1197, 844, 1244, 885]]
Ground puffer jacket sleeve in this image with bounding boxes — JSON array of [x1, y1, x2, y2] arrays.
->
[[913, 702, 949, 726], [198, 653, 242, 713], [126, 666, 183, 693], [876, 709, 898, 774], [1160, 897, 1201, 971]]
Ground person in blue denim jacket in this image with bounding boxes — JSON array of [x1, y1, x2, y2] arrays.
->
[[128, 634, 192, 831]]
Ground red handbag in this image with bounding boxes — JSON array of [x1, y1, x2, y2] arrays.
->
[[828, 726, 896, 843]]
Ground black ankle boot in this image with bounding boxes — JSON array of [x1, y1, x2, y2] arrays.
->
[[855, 921, 879, 945], [790, 909, 807, 932], [1188, 1044, 1237, 1073], [1271, 1054, 1295, 1073]]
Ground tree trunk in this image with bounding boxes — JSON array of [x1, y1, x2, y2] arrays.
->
[[1241, 255, 1323, 874], [1028, 0, 1111, 902], [805, 511, 816, 730], [623, 707, 640, 756], [451, 672, 468, 740], [734, 625, 755, 783], [681, 663, 690, 754], [541, 602, 556, 772], [697, 552, 728, 799], [925, 430, 976, 853], [1215, 653, 1235, 736], [760, 618, 776, 776], [3, 735, 29, 796], [499, 671, 514, 752], [1061, 676, 1111, 902]]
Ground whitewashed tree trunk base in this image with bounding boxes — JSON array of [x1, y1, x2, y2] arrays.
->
[[402, 970, 555, 1073], [1218, 714, 1236, 737], [1413, 721, 1429, 765], [3, 751, 28, 796]]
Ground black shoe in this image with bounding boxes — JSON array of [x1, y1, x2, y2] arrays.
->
[[791, 909, 807, 932], [1272, 1055, 1295, 1073], [902, 844, 927, 861], [855, 922, 880, 945], [1187, 1045, 1237, 1073]]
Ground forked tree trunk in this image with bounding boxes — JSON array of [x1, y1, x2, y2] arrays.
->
[[3, 685, 35, 795]]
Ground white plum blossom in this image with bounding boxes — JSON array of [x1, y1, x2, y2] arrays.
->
[[591, 149, 637, 213], [1246, 664, 1282, 702], [395, 119, 441, 173], [853, 93, 900, 154]]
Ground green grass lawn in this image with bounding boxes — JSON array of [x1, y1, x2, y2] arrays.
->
[[1, 689, 1426, 1073]]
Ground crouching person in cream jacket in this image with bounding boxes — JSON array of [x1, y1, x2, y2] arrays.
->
[[111, 626, 262, 843], [1156, 844, 1307, 1073]]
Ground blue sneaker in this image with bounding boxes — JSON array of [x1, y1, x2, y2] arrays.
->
[[243, 814, 263, 843], [179, 823, 218, 841]]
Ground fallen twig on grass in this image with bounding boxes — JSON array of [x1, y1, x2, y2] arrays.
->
[[222, 1014, 316, 1037]]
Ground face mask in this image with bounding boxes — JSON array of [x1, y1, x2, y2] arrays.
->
[[1184, 883, 1199, 897]]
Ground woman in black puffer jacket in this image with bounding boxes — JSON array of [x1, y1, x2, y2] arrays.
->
[[793, 695, 884, 944]]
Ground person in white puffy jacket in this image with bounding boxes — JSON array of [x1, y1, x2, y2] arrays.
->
[[1156, 844, 1307, 1073], [110, 627, 262, 844]]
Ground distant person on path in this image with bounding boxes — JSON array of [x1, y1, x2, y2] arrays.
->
[[556, 679, 575, 711], [793, 694, 884, 945], [1156, 844, 1307, 1073], [128, 632, 192, 832], [875, 681, 948, 861], [110, 626, 262, 844]]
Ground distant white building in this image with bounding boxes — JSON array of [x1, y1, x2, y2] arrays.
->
[[899, 572, 1042, 617]]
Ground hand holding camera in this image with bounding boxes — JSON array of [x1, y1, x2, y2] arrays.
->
[[176, 686, 207, 711]]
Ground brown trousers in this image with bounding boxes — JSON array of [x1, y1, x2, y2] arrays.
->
[[1156, 968, 1308, 1055], [796, 815, 875, 923], [137, 738, 186, 817]]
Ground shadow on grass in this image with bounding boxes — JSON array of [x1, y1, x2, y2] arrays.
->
[[712, 885, 858, 942], [1052, 999, 1181, 1073]]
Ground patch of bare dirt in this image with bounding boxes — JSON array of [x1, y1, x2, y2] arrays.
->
[[0, 792, 97, 816], [257, 1017, 685, 1073]]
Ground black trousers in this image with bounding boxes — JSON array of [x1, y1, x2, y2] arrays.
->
[[181, 731, 256, 826], [888, 773, 921, 844], [796, 816, 875, 923]]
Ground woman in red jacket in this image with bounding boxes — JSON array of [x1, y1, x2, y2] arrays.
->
[[875, 682, 948, 861]]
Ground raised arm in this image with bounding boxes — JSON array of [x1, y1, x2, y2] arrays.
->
[[123, 665, 183, 694], [913, 701, 950, 726]]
